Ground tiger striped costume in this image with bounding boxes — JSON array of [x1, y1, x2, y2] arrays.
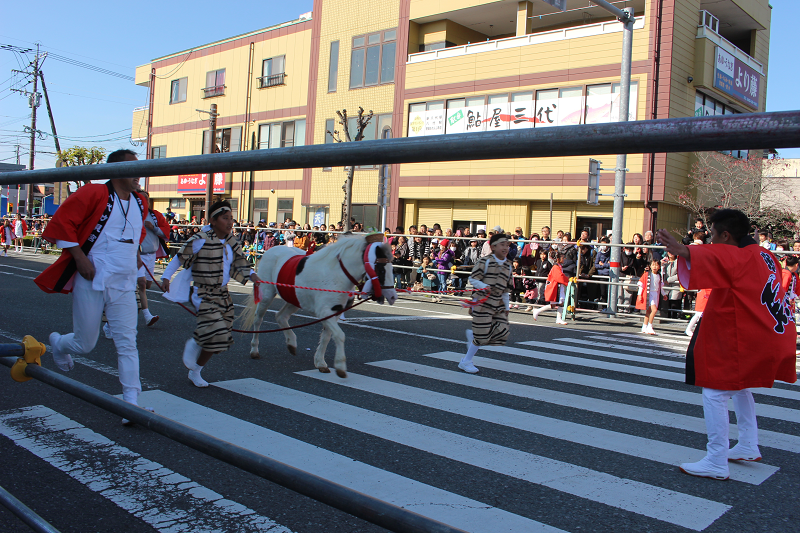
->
[[470, 255, 514, 346], [178, 228, 252, 353]]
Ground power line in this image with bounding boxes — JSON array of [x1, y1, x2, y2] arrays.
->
[[46, 52, 133, 81]]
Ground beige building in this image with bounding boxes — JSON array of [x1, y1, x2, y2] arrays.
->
[[133, 0, 772, 239]]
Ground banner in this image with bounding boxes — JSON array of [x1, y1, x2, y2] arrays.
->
[[424, 108, 445, 136], [407, 109, 426, 137], [177, 173, 226, 194], [713, 46, 760, 108], [446, 108, 466, 134], [464, 105, 487, 132]]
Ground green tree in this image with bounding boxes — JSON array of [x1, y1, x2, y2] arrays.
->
[[57, 146, 106, 192]]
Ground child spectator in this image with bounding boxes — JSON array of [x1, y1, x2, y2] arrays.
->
[[534, 249, 552, 304], [636, 259, 664, 335], [417, 256, 439, 293], [510, 258, 525, 308], [533, 252, 569, 325]]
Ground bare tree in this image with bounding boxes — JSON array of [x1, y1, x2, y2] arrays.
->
[[676, 151, 795, 235], [326, 107, 373, 231]]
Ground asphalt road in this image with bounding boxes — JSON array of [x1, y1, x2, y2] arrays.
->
[[0, 252, 799, 533]]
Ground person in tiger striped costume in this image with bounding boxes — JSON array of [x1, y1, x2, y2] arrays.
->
[[161, 200, 261, 387], [458, 233, 514, 374]]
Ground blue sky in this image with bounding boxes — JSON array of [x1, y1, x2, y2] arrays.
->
[[0, 0, 797, 170]]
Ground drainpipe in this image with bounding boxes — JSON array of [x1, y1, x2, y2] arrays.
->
[[646, 0, 664, 232]]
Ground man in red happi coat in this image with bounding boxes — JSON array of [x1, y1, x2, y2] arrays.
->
[[658, 209, 797, 480]]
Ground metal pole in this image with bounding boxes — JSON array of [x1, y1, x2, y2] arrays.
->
[[344, 166, 354, 231], [606, 7, 634, 316], [205, 103, 218, 222], [588, 0, 632, 21], [0, 484, 61, 533], [2, 111, 800, 186], [549, 193, 553, 231], [39, 72, 62, 156], [27, 44, 40, 216], [0, 357, 465, 533]]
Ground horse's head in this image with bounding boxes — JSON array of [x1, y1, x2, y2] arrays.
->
[[372, 242, 397, 305]]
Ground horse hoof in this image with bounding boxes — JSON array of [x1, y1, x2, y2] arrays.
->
[[318, 367, 331, 373], [336, 369, 347, 378], [287, 345, 296, 356], [250, 352, 260, 359]]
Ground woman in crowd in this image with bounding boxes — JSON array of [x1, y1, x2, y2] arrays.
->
[[534, 248, 552, 304], [533, 252, 569, 325]]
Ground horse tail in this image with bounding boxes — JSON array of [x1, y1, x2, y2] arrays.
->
[[237, 283, 261, 331]]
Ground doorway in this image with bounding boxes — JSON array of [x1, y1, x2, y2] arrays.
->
[[576, 217, 613, 241], [453, 220, 486, 235]]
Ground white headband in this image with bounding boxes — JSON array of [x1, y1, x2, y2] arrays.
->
[[210, 206, 231, 219]]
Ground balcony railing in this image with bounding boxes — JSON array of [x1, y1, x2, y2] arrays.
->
[[202, 85, 226, 98], [696, 23, 763, 75], [258, 72, 286, 88], [407, 17, 645, 64]]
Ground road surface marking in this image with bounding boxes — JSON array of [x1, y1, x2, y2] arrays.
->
[[137, 390, 561, 533], [518, 340, 685, 368], [216, 378, 731, 531], [297, 370, 778, 485], [0, 406, 293, 533], [554, 337, 685, 358]]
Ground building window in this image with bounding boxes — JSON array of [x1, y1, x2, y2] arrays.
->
[[170, 77, 187, 104], [350, 204, 380, 231], [257, 120, 306, 149], [328, 41, 339, 93], [203, 69, 226, 98], [277, 198, 293, 224], [253, 198, 269, 223], [340, 113, 392, 169], [349, 29, 396, 89], [695, 91, 747, 159], [150, 145, 167, 159], [169, 198, 186, 209], [202, 127, 242, 154], [258, 56, 285, 88], [227, 198, 238, 220]]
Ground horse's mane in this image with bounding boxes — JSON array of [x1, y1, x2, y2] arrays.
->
[[312, 233, 366, 260]]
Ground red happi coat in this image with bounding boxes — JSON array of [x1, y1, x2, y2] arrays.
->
[[635, 271, 662, 310], [148, 208, 172, 258], [35, 182, 148, 294], [781, 269, 799, 311], [544, 263, 569, 303], [678, 237, 797, 390], [694, 288, 712, 312]]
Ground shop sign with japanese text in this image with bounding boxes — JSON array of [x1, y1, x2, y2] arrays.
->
[[177, 173, 226, 194], [713, 46, 760, 108]]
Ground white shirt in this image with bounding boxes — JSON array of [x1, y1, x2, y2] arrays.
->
[[14, 220, 23, 237], [57, 194, 142, 292]]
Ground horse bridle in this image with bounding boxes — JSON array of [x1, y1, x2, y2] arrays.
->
[[337, 242, 394, 299]]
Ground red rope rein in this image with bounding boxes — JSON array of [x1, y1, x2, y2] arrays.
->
[[142, 262, 490, 333]]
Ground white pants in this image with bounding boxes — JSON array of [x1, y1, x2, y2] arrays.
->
[[137, 252, 157, 280], [702, 387, 758, 467], [57, 275, 141, 403]]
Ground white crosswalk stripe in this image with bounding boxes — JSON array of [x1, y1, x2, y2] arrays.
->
[[294, 370, 778, 485], [212, 378, 730, 530], [0, 406, 293, 533], [7, 329, 799, 532], [555, 337, 686, 358], [137, 390, 560, 533]]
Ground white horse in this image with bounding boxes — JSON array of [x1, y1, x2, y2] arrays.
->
[[240, 234, 397, 377]]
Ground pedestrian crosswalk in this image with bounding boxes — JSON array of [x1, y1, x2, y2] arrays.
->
[[2, 328, 799, 532]]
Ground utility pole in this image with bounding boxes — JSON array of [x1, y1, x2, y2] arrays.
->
[[39, 71, 61, 155], [27, 43, 41, 216], [40, 70, 65, 207], [197, 103, 218, 220]]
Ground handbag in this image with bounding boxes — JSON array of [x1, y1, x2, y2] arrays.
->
[[427, 273, 437, 281]]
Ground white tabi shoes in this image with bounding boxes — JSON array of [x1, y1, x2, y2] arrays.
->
[[49, 332, 74, 372], [182, 339, 201, 371], [458, 360, 479, 374], [679, 457, 729, 480], [728, 443, 762, 462]]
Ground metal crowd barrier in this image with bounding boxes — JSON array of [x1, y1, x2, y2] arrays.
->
[[0, 484, 60, 533], [0, 339, 465, 533]]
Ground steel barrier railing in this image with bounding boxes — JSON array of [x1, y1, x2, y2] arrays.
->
[[0, 484, 61, 533], [0, 344, 465, 533], [1, 112, 799, 185]]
